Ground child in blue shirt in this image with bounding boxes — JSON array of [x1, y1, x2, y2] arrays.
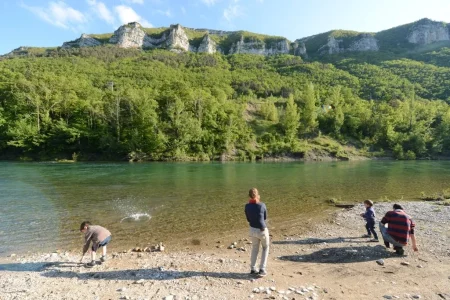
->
[[360, 200, 379, 242]]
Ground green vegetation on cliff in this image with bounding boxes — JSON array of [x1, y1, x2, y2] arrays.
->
[[1, 44, 450, 161]]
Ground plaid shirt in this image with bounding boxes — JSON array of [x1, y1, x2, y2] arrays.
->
[[381, 209, 415, 245]]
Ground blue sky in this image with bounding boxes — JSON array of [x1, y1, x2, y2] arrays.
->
[[1, 0, 450, 54]]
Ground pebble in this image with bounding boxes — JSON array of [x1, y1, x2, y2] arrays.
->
[[269, 287, 276, 291], [383, 296, 393, 300], [252, 288, 260, 294], [120, 297, 130, 300], [417, 265, 423, 268], [401, 262, 410, 266], [412, 296, 421, 299], [163, 296, 175, 300], [117, 288, 127, 292], [376, 259, 385, 266], [134, 279, 145, 284]]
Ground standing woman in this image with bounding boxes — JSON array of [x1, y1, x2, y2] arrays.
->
[[245, 188, 269, 277]]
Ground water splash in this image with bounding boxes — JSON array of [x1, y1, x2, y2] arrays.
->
[[120, 213, 151, 223]]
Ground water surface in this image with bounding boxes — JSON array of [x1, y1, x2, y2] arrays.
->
[[0, 161, 449, 255]]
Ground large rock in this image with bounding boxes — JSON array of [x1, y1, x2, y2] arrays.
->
[[197, 34, 217, 54], [109, 22, 146, 48], [293, 42, 307, 57], [408, 19, 450, 45], [166, 24, 190, 51], [348, 34, 379, 51], [62, 34, 102, 48], [229, 36, 291, 55], [318, 36, 344, 55]]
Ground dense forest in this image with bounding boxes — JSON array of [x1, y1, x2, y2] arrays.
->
[[1, 45, 450, 161]]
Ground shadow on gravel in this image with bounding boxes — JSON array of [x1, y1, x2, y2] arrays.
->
[[279, 245, 389, 264], [0, 262, 79, 272], [41, 269, 253, 281], [273, 237, 365, 245]]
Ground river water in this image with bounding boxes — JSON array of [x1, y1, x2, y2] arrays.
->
[[0, 161, 449, 256]]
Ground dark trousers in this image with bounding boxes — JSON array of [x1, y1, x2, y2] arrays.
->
[[365, 221, 378, 239]]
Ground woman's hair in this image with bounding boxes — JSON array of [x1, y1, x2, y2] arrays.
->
[[393, 204, 404, 210], [364, 199, 374, 207], [248, 188, 259, 199], [80, 221, 91, 231]]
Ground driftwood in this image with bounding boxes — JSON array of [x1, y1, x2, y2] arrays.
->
[[334, 204, 355, 209]]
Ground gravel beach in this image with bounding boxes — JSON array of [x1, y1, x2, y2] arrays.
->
[[1, 201, 449, 300]]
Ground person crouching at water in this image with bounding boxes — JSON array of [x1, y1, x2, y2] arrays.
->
[[379, 204, 418, 255], [360, 200, 379, 242], [245, 188, 269, 277], [80, 221, 112, 267]]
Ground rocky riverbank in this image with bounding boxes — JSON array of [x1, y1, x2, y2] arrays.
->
[[0, 202, 449, 300]]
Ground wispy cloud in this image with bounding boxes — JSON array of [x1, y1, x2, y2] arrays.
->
[[86, 0, 115, 24], [201, 0, 219, 6], [223, 4, 244, 22], [114, 5, 152, 27], [156, 9, 172, 18], [22, 1, 86, 30]]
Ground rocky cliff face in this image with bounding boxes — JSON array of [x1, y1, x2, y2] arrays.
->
[[197, 34, 218, 54], [408, 19, 450, 45], [348, 34, 379, 51], [55, 19, 450, 58], [62, 34, 102, 48], [229, 36, 290, 55], [165, 24, 190, 51], [109, 22, 147, 48]]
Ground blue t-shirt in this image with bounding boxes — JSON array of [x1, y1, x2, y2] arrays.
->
[[245, 202, 267, 230]]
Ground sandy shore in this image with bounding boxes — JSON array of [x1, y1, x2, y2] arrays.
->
[[1, 201, 449, 300]]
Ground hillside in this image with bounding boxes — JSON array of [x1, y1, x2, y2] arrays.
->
[[1, 19, 450, 161]]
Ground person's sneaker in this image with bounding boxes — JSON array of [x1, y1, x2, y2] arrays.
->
[[394, 247, 405, 255], [258, 270, 267, 277], [250, 270, 258, 275], [85, 261, 96, 268], [362, 234, 371, 238], [100, 255, 107, 262], [370, 239, 379, 242]]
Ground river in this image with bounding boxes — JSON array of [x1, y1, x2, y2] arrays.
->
[[0, 161, 449, 256]]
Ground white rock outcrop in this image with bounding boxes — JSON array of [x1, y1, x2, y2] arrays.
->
[[166, 24, 190, 51], [229, 36, 290, 55], [197, 34, 217, 54], [109, 22, 146, 48], [348, 34, 379, 51], [318, 36, 344, 55], [293, 42, 307, 57], [62, 34, 102, 48], [408, 19, 450, 45]]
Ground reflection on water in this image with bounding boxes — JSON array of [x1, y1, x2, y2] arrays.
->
[[1, 161, 450, 255]]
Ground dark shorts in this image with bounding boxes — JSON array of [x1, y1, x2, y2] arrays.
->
[[92, 235, 112, 251]]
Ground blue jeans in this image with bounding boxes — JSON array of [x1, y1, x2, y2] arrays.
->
[[379, 223, 403, 248], [92, 236, 112, 251]]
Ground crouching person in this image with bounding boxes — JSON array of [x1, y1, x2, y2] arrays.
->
[[80, 221, 112, 267], [379, 204, 418, 255]]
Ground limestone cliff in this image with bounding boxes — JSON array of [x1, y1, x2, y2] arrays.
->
[[109, 22, 147, 48], [165, 24, 190, 51], [197, 34, 218, 54], [407, 19, 450, 45], [229, 36, 290, 55], [62, 34, 102, 48], [348, 34, 379, 51]]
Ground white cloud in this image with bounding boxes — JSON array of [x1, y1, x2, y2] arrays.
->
[[223, 4, 243, 22], [201, 0, 218, 6], [87, 0, 115, 24], [156, 9, 172, 17], [114, 5, 152, 27], [22, 1, 86, 29]]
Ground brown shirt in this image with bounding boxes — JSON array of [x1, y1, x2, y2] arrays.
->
[[82, 225, 111, 254]]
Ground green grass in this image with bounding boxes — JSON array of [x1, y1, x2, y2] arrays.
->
[[89, 33, 114, 44]]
